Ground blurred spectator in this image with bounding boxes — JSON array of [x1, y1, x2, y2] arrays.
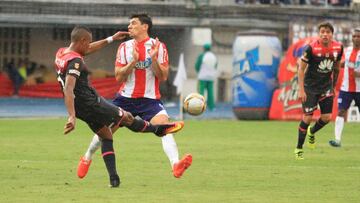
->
[[195, 43, 218, 111], [27, 61, 38, 76], [5, 59, 26, 96], [25, 64, 58, 85], [18, 59, 28, 81]]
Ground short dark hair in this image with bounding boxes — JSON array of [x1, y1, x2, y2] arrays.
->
[[71, 26, 92, 42], [318, 22, 334, 33], [130, 13, 152, 35], [354, 27, 360, 33]]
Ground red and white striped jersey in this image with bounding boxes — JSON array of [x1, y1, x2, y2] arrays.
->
[[340, 47, 360, 92], [115, 37, 169, 99]]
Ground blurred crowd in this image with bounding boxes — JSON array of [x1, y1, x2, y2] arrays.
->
[[235, 0, 351, 6]]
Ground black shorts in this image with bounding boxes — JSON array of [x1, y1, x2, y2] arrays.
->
[[302, 89, 333, 115], [75, 96, 124, 133]]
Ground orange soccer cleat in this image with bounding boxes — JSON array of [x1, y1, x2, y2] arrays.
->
[[77, 156, 92, 179], [164, 121, 185, 135], [155, 121, 185, 137], [173, 154, 193, 178]]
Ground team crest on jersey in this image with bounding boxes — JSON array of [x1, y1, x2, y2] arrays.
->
[[333, 51, 338, 61], [74, 63, 80, 69], [318, 59, 333, 73], [317, 53, 322, 57], [325, 52, 329, 58]]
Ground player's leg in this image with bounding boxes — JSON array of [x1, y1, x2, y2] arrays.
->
[[199, 80, 206, 96], [96, 126, 120, 188], [207, 81, 215, 110], [310, 95, 333, 135], [121, 111, 184, 136], [150, 113, 192, 178], [295, 92, 317, 159], [78, 99, 184, 179], [295, 114, 312, 160], [77, 97, 123, 180], [330, 91, 352, 147], [77, 134, 101, 178]]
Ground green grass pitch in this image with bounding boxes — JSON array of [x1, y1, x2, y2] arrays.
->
[[0, 119, 359, 203]]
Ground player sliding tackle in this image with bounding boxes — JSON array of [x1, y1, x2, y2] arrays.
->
[[55, 26, 184, 187]]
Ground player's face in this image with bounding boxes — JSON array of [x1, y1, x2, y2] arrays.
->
[[318, 27, 333, 46], [352, 31, 360, 48], [128, 18, 147, 38], [79, 32, 92, 55]]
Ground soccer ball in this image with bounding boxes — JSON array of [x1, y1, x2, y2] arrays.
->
[[183, 93, 206, 116]]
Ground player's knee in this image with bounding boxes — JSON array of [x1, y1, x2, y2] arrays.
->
[[338, 109, 347, 117], [121, 111, 134, 126], [320, 115, 331, 123], [302, 115, 312, 124]]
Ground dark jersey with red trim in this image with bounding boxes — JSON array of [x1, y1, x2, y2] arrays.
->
[[301, 40, 343, 94], [54, 47, 98, 104]]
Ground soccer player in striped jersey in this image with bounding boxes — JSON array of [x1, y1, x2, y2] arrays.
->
[[329, 28, 360, 147], [78, 14, 192, 179]]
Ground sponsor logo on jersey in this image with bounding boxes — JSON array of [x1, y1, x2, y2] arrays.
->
[[318, 59, 333, 73], [135, 58, 152, 69], [333, 51, 338, 61]]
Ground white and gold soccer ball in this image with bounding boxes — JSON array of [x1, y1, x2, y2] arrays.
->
[[183, 93, 206, 116]]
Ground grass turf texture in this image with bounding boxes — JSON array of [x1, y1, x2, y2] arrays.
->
[[0, 119, 359, 203]]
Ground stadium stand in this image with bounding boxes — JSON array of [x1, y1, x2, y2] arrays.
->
[[0, 0, 359, 101]]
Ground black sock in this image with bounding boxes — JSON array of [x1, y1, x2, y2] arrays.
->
[[310, 119, 328, 134], [128, 117, 156, 133], [297, 120, 309, 149], [101, 139, 117, 177]]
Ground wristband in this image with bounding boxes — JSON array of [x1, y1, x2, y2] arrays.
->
[[106, 36, 114, 44]]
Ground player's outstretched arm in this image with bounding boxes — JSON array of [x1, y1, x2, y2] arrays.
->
[[85, 31, 129, 55], [63, 75, 77, 134]]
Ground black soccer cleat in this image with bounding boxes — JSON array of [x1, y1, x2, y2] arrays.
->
[[109, 174, 120, 188]]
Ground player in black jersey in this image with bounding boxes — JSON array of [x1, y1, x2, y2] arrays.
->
[[294, 22, 343, 159], [54, 26, 184, 187]]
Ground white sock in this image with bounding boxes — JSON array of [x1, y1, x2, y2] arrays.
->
[[84, 134, 101, 161], [161, 134, 179, 167], [334, 116, 344, 142]]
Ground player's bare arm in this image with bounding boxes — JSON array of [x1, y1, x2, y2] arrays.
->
[[298, 60, 307, 103], [150, 38, 168, 81], [85, 31, 129, 55], [114, 41, 139, 83], [63, 74, 77, 134], [333, 61, 341, 89]]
